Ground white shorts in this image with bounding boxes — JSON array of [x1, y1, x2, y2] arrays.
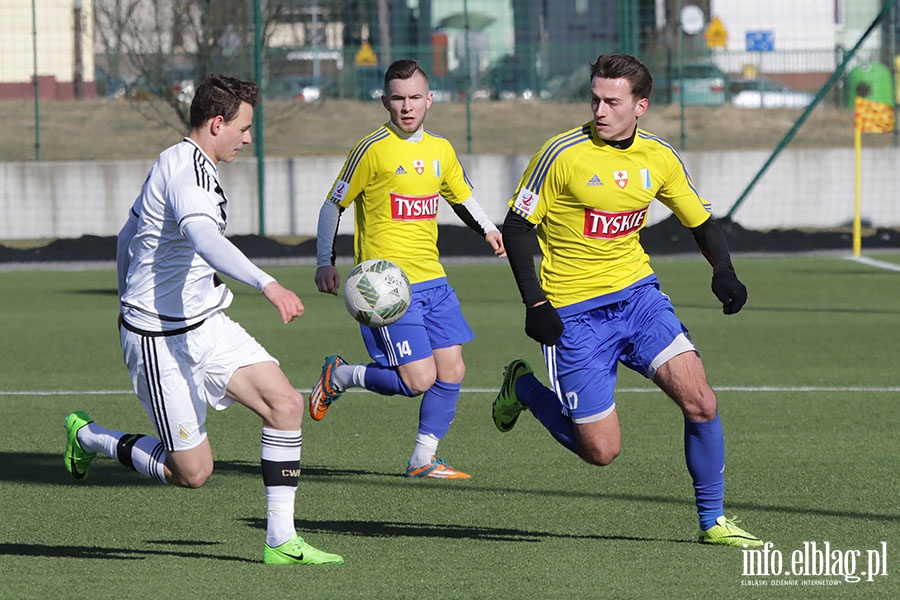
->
[[120, 312, 277, 452]]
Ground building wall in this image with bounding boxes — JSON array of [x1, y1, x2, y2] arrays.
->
[[1, 147, 898, 240], [709, 0, 883, 75], [0, 0, 94, 99], [432, 0, 515, 67]]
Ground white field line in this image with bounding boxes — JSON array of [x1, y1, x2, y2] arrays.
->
[[846, 255, 900, 272], [4, 385, 900, 397]]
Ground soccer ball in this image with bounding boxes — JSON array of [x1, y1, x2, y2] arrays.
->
[[343, 259, 411, 327]]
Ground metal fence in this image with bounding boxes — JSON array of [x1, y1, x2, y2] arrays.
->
[[3, 1, 897, 139], [2, 0, 899, 241]]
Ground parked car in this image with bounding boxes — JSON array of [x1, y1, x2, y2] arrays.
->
[[164, 68, 197, 104], [266, 76, 323, 103], [729, 78, 815, 109], [665, 62, 727, 106], [428, 74, 465, 103], [94, 66, 127, 99]]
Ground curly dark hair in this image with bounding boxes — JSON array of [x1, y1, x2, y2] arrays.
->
[[189, 75, 259, 129]]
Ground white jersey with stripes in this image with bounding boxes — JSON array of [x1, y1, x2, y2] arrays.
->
[[119, 138, 233, 333]]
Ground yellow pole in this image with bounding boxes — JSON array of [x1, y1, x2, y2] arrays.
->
[[853, 126, 862, 257]]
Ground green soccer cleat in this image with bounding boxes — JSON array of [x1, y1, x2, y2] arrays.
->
[[263, 533, 344, 565], [699, 516, 764, 548], [492, 359, 532, 432], [64, 411, 97, 480]]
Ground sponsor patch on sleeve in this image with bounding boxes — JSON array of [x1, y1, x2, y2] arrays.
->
[[513, 187, 539, 217], [331, 180, 350, 202]]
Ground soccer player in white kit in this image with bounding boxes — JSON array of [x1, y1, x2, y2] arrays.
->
[[62, 75, 343, 565]]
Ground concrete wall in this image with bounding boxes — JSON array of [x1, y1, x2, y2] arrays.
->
[[1, 146, 898, 240]]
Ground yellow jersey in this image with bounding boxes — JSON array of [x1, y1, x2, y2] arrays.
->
[[328, 124, 473, 284], [510, 122, 712, 308]]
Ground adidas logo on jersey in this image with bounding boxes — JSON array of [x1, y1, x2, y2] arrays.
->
[[587, 174, 604, 187], [395, 165, 407, 175]]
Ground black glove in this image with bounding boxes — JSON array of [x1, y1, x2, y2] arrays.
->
[[711, 269, 747, 315], [525, 302, 564, 345]]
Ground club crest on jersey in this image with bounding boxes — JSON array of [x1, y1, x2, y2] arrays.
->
[[583, 207, 648, 239], [413, 160, 425, 175], [513, 187, 538, 217], [332, 180, 349, 201], [391, 192, 439, 220], [640, 168, 652, 189], [613, 170, 628, 188]]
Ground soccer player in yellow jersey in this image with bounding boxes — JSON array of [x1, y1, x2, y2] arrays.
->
[[493, 54, 764, 547], [311, 59, 505, 479]]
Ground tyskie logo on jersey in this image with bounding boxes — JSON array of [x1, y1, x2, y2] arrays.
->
[[391, 192, 439, 221], [583, 207, 648, 239]]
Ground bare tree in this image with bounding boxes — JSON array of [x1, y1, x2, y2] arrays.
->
[[94, 0, 296, 131]]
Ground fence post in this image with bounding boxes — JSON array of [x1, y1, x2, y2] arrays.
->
[[253, 0, 265, 236], [31, 0, 40, 161]]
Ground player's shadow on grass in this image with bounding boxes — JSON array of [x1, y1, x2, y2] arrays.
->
[[0, 541, 253, 562], [215, 459, 397, 479], [0, 452, 396, 486], [2, 452, 162, 486], [13, 452, 899, 525], [241, 517, 694, 545]]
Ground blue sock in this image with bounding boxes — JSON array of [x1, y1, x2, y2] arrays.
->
[[417, 379, 460, 439], [362, 363, 416, 397], [684, 415, 726, 531], [517, 374, 577, 454]]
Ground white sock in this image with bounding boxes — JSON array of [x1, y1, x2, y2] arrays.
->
[[410, 432, 440, 468], [261, 428, 301, 547], [77, 423, 167, 483], [332, 363, 366, 390], [76, 421, 121, 457], [351, 364, 367, 388], [265, 487, 297, 547]]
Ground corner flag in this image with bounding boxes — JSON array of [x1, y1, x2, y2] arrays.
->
[[854, 96, 896, 133], [853, 96, 896, 256]]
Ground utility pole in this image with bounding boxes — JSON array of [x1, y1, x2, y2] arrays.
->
[[377, 0, 390, 66], [32, 0, 40, 160], [253, 0, 266, 236], [73, 0, 84, 99]]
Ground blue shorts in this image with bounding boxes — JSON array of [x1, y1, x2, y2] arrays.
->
[[545, 282, 695, 423], [360, 278, 474, 367]]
